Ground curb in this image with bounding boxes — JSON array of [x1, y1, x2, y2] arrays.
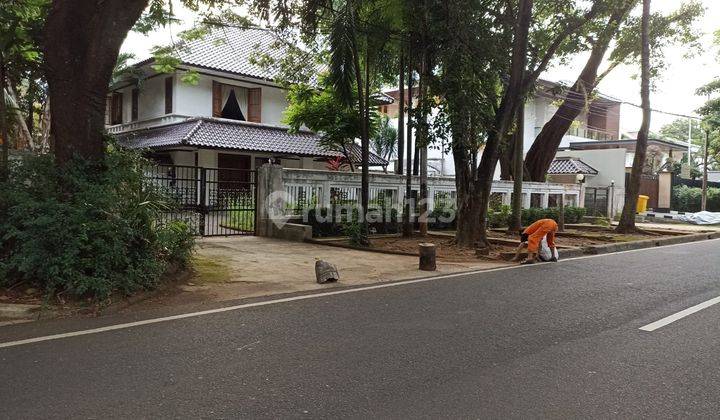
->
[[582, 232, 718, 255]]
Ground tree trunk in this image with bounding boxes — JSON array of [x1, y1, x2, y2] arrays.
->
[[524, 6, 630, 181], [358, 40, 370, 246], [43, 0, 149, 166], [403, 55, 414, 237], [474, 0, 533, 251], [397, 48, 405, 175], [418, 54, 429, 236], [617, 0, 651, 233], [1, 52, 8, 180], [413, 144, 420, 175], [508, 104, 525, 232], [453, 116, 482, 247], [499, 147, 513, 180]]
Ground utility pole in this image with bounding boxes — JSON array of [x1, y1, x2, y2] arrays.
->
[[688, 117, 692, 168]]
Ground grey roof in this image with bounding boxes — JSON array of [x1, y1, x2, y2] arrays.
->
[[174, 27, 285, 81], [548, 157, 598, 175], [116, 118, 388, 166]]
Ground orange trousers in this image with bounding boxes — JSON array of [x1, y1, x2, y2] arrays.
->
[[523, 219, 557, 253]]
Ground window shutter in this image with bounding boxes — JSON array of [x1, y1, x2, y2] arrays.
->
[[164, 77, 173, 114], [247, 88, 261, 123], [131, 88, 139, 121], [212, 81, 222, 117], [105, 96, 112, 125], [111, 93, 123, 125]]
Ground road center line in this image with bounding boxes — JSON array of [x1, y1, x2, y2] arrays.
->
[[639, 296, 720, 332]]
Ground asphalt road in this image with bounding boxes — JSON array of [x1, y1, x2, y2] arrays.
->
[[2, 240, 720, 419]]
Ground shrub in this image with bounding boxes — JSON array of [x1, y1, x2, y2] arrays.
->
[[488, 205, 511, 228], [487, 206, 586, 228], [0, 147, 195, 300], [303, 206, 399, 237], [671, 185, 720, 212], [429, 201, 457, 230]]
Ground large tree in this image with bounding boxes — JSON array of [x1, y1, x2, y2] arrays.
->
[[43, 0, 150, 166], [523, 0, 702, 181]]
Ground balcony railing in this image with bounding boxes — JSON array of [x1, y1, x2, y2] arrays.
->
[[106, 114, 192, 134], [535, 126, 617, 142]]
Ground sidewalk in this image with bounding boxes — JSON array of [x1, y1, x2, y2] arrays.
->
[[156, 236, 510, 306]]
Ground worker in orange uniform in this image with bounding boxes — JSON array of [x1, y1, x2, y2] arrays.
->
[[513, 218, 559, 264]]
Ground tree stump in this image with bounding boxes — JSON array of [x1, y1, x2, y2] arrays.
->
[[419, 243, 437, 271]]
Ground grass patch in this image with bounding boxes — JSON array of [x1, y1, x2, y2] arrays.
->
[[190, 256, 232, 284]]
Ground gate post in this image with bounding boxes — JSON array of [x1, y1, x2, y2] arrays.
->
[[256, 163, 284, 237], [199, 167, 206, 236]]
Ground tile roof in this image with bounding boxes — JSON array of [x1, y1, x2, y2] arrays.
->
[[548, 157, 599, 175], [116, 118, 388, 166], [175, 27, 285, 81]]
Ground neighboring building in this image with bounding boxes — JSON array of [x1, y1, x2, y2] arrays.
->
[[107, 27, 387, 171], [567, 138, 689, 174], [383, 79, 623, 177]]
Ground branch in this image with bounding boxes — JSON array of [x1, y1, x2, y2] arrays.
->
[[526, 2, 604, 87]]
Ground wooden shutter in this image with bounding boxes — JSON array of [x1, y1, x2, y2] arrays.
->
[[111, 93, 123, 125], [164, 77, 173, 114], [105, 96, 113, 125], [131, 88, 139, 121], [247, 88, 261, 123], [212, 81, 223, 117]]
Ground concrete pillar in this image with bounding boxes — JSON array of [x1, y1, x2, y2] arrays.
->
[[256, 163, 284, 237], [321, 180, 332, 208], [502, 192, 512, 206], [541, 193, 549, 208], [522, 193, 531, 209]]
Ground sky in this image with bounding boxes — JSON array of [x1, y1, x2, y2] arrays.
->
[[121, 0, 720, 138]]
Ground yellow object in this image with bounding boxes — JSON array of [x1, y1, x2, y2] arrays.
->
[[636, 195, 649, 213]]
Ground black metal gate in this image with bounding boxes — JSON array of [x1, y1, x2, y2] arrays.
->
[[146, 164, 257, 236], [584, 187, 609, 217]]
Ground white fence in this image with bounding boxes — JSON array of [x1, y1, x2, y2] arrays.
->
[[281, 168, 583, 213]]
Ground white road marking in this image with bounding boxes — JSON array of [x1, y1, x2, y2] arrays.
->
[[639, 296, 720, 332], [0, 237, 718, 349]]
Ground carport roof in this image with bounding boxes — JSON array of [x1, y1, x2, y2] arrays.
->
[[548, 157, 599, 175]]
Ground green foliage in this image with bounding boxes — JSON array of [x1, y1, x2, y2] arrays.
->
[[342, 218, 364, 246], [284, 80, 379, 166], [488, 205, 512, 229], [371, 115, 397, 167], [0, 147, 195, 300], [671, 185, 720, 213], [304, 207, 399, 238], [488, 206, 586, 228]]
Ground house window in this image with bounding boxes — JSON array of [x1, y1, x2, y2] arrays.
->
[[164, 77, 173, 114], [110, 92, 123, 125], [131, 88, 139, 121], [212, 81, 252, 122]]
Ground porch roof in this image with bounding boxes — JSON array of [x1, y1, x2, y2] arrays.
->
[[115, 117, 389, 166]]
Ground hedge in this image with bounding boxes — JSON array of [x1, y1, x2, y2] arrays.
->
[[303, 207, 400, 237], [671, 185, 720, 212]]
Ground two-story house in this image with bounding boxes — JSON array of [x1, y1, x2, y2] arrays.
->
[[108, 27, 387, 173]]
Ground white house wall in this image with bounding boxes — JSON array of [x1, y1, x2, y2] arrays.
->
[[555, 148, 627, 189], [113, 75, 168, 124], [174, 71, 290, 126]]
